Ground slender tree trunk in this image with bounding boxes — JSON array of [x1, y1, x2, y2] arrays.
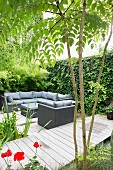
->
[[65, 24, 78, 166], [54, 0, 79, 166], [78, 0, 87, 170], [87, 11, 113, 146]]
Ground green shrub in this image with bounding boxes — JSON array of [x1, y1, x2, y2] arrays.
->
[[0, 65, 49, 94], [0, 111, 23, 145], [60, 144, 113, 170], [47, 51, 113, 115], [0, 107, 32, 150]]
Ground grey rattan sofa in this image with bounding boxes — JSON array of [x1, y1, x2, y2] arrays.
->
[[38, 102, 74, 129], [0, 91, 74, 128], [0, 91, 73, 112]]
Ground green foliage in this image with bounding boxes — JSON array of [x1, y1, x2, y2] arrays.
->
[[60, 144, 113, 170], [0, 41, 20, 71], [0, 65, 49, 94], [0, 111, 23, 145], [105, 104, 113, 113], [24, 156, 49, 170], [0, 0, 111, 67], [47, 51, 113, 115], [78, 144, 113, 170], [0, 108, 32, 149]]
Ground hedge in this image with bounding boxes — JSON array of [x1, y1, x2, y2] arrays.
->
[[47, 51, 113, 115]]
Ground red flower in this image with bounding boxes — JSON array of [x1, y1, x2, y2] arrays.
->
[[14, 152, 24, 161], [6, 149, 12, 157], [33, 142, 42, 148], [1, 149, 12, 158], [1, 153, 6, 158]]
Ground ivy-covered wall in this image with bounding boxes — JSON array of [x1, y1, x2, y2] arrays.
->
[[47, 51, 113, 115]]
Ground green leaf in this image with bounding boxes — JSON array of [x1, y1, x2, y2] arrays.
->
[[69, 38, 74, 46], [38, 166, 44, 170], [43, 4, 49, 11], [27, 25, 33, 32], [92, 3, 96, 11], [87, 0, 93, 7]]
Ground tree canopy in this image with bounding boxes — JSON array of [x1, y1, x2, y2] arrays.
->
[[0, 0, 112, 67]]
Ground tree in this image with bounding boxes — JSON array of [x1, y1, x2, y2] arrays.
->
[[0, 0, 113, 169]]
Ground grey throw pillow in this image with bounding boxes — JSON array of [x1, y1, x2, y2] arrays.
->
[[4, 92, 20, 100], [7, 96, 14, 103], [54, 100, 72, 108], [58, 94, 72, 101], [47, 92, 58, 101]]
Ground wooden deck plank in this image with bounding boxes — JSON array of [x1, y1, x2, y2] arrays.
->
[[29, 135, 70, 168], [0, 114, 113, 170], [50, 127, 84, 149], [0, 144, 9, 170], [22, 136, 61, 170], [33, 132, 74, 160], [15, 137, 52, 170], [37, 130, 75, 156]]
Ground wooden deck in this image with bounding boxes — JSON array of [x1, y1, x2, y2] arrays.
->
[[0, 113, 113, 170]]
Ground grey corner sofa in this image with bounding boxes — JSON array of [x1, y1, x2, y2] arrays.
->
[[0, 91, 75, 129]]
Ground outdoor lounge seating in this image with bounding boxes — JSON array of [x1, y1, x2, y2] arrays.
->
[[0, 91, 73, 112], [0, 91, 74, 128], [37, 102, 74, 129]]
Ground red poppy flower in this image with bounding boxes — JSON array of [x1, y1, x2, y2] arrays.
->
[[1, 149, 12, 158], [6, 149, 12, 157], [14, 152, 24, 161], [33, 142, 42, 148], [1, 153, 6, 158]]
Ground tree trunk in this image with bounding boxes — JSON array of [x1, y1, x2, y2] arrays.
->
[[78, 0, 87, 170], [65, 24, 79, 166], [87, 11, 113, 146]]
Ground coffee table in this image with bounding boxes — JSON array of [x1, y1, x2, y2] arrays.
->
[[21, 103, 38, 118]]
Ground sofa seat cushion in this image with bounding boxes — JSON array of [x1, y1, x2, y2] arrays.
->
[[13, 100, 24, 105], [58, 94, 72, 101], [4, 92, 20, 100], [21, 103, 38, 110], [32, 91, 43, 98], [22, 98, 38, 104], [38, 98, 55, 107], [19, 92, 33, 99], [37, 98, 49, 104], [7, 100, 23, 105], [47, 92, 58, 101]]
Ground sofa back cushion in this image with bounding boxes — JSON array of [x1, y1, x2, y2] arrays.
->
[[4, 92, 20, 100], [47, 92, 58, 101], [32, 91, 43, 98], [58, 94, 72, 101], [42, 91, 48, 99], [54, 100, 72, 108], [19, 92, 33, 99]]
